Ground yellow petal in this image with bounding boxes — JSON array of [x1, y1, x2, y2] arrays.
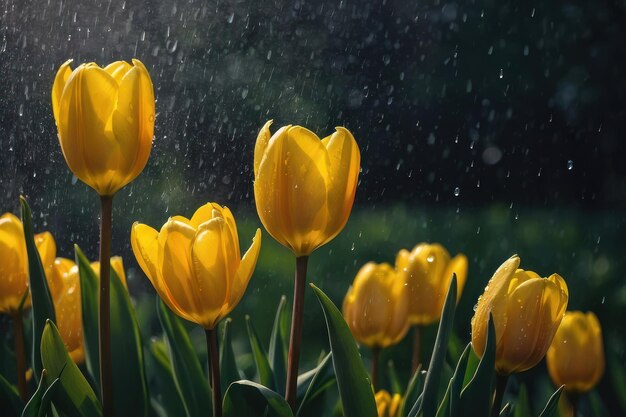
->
[[34, 231, 56, 269], [254, 125, 330, 255], [52, 60, 73, 124], [189, 202, 217, 229], [253, 120, 273, 177], [104, 61, 132, 84], [443, 253, 468, 302], [0, 213, 28, 314], [110, 256, 127, 288], [48, 257, 76, 300], [57, 64, 120, 195], [320, 127, 360, 246], [130, 222, 160, 289], [225, 228, 261, 315]]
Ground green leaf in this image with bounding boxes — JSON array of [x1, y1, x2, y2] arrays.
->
[[219, 318, 242, 392], [147, 340, 187, 417], [513, 385, 531, 417], [446, 344, 471, 417], [538, 386, 564, 417], [296, 353, 335, 417], [157, 299, 211, 417], [388, 360, 404, 395], [40, 320, 102, 417], [20, 196, 56, 380], [399, 364, 423, 417], [75, 245, 100, 388], [458, 314, 496, 417], [0, 372, 22, 417], [21, 370, 60, 417], [410, 275, 457, 417], [223, 380, 294, 417], [268, 295, 288, 395], [110, 267, 149, 417], [245, 315, 277, 390], [310, 284, 377, 417]]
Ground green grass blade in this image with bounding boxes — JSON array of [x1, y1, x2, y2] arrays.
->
[[245, 315, 277, 390]]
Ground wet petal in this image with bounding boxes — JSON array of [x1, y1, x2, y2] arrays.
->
[[225, 228, 261, 314]]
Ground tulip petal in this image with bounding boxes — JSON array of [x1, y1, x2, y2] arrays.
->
[[320, 127, 360, 246], [254, 125, 331, 255], [444, 253, 468, 302], [191, 217, 239, 328], [0, 213, 28, 313], [130, 223, 160, 287], [35, 231, 57, 269], [253, 120, 273, 177], [52, 59, 73, 123], [225, 228, 261, 314], [104, 61, 132, 84], [189, 202, 217, 229]]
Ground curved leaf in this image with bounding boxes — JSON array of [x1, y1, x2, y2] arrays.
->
[[75, 245, 100, 388], [40, 320, 102, 417], [246, 315, 277, 390], [296, 352, 335, 417], [538, 386, 564, 417], [110, 267, 149, 417], [223, 380, 293, 417], [21, 370, 60, 417], [310, 284, 377, 417], [20, 196, 56, 380], [399, 364, 423, 417], [157, 299, 211, 417]]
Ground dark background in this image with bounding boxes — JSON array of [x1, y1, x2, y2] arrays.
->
[[1, 0, 625, 414]]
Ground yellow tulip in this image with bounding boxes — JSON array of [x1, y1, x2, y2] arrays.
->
[[253, 121, 360, 257], [0, 213, 55, 314], [51, 59, 155, 196], [131, 202, 261, 329], [396, 243, 468, 325], [343, 262, 410, 349], [471, 255, 569, 375], [546, 311, 605, 394], [375, 390, 402, 417], [46, 258, 84, 364], [91, 256, 128, 288]]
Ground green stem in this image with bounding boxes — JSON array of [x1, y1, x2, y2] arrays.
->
[[99, 195, 113, 417], [371, 347, 380, 390], [411, 325, 421, 374], [492, 374, 509, 417], [12, 313, 27, 402], [285, 256, 308, 410], [206, 328, 222, 417]]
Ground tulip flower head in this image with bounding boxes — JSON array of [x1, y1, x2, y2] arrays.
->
[[343, 262, 410, 349], [0, 213, 55, 314], [375, 390, 401, 417], [131, 203, 261, 329], [396, 243, 467, 326], [546, 311, 605, 394], [52, 59, 155, 196], [253, 121, 360, 257], [471, 255, 569, 375]]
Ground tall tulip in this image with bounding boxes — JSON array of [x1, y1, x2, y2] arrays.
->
[[0, 213, 55, 400], [471, 255, 568, 417], [131, 202, 261, 417], [254, 121, 360, 408], [52, 58, 155, 416], [395, 243, 467, 372], [546, 311, 604, 414], [343, 262, 410, 388]]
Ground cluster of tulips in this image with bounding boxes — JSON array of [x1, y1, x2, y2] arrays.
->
[[0, 58, 606, 417]]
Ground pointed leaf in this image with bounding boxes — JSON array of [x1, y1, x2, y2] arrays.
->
[[448, 344, 471, 417], [269, 296, 288, 395], [21, 370, 60, 417], [40, 320, 102, 416], [110, 268, 149, 417], [538, 386, 564, 417], [245, 315, 277, 390], [223, 380, 294, 417], [399, 364, 423, 417], [458, 314, 496, 417], [310, 284, 377, 417], [157, 299, 211, 417], [75, 245, 100, 388], [20, 196, 56, 380], [411, 275, 458, 417], [296, 353, 335, 417], [219, 318, 242, 392]]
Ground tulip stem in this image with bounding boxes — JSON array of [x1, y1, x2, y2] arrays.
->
[[371, 347, 380, 389], [568, 392, 580, 417], [12, 313, 27, 402], [285, 255, 309, 410], [206, 328, 222, 417], [411, 325, 421, 374], [492, 374, 509, 417], [99, 195, 114, 417]]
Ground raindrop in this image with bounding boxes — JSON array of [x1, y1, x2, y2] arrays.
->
[[453, 187, 460, 197], [227, 12, 235, 23], [241, 88, 249, 99], [499, 68, 503, 79], [567, 160, 574, 170], [18, 104, 24, 116]]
